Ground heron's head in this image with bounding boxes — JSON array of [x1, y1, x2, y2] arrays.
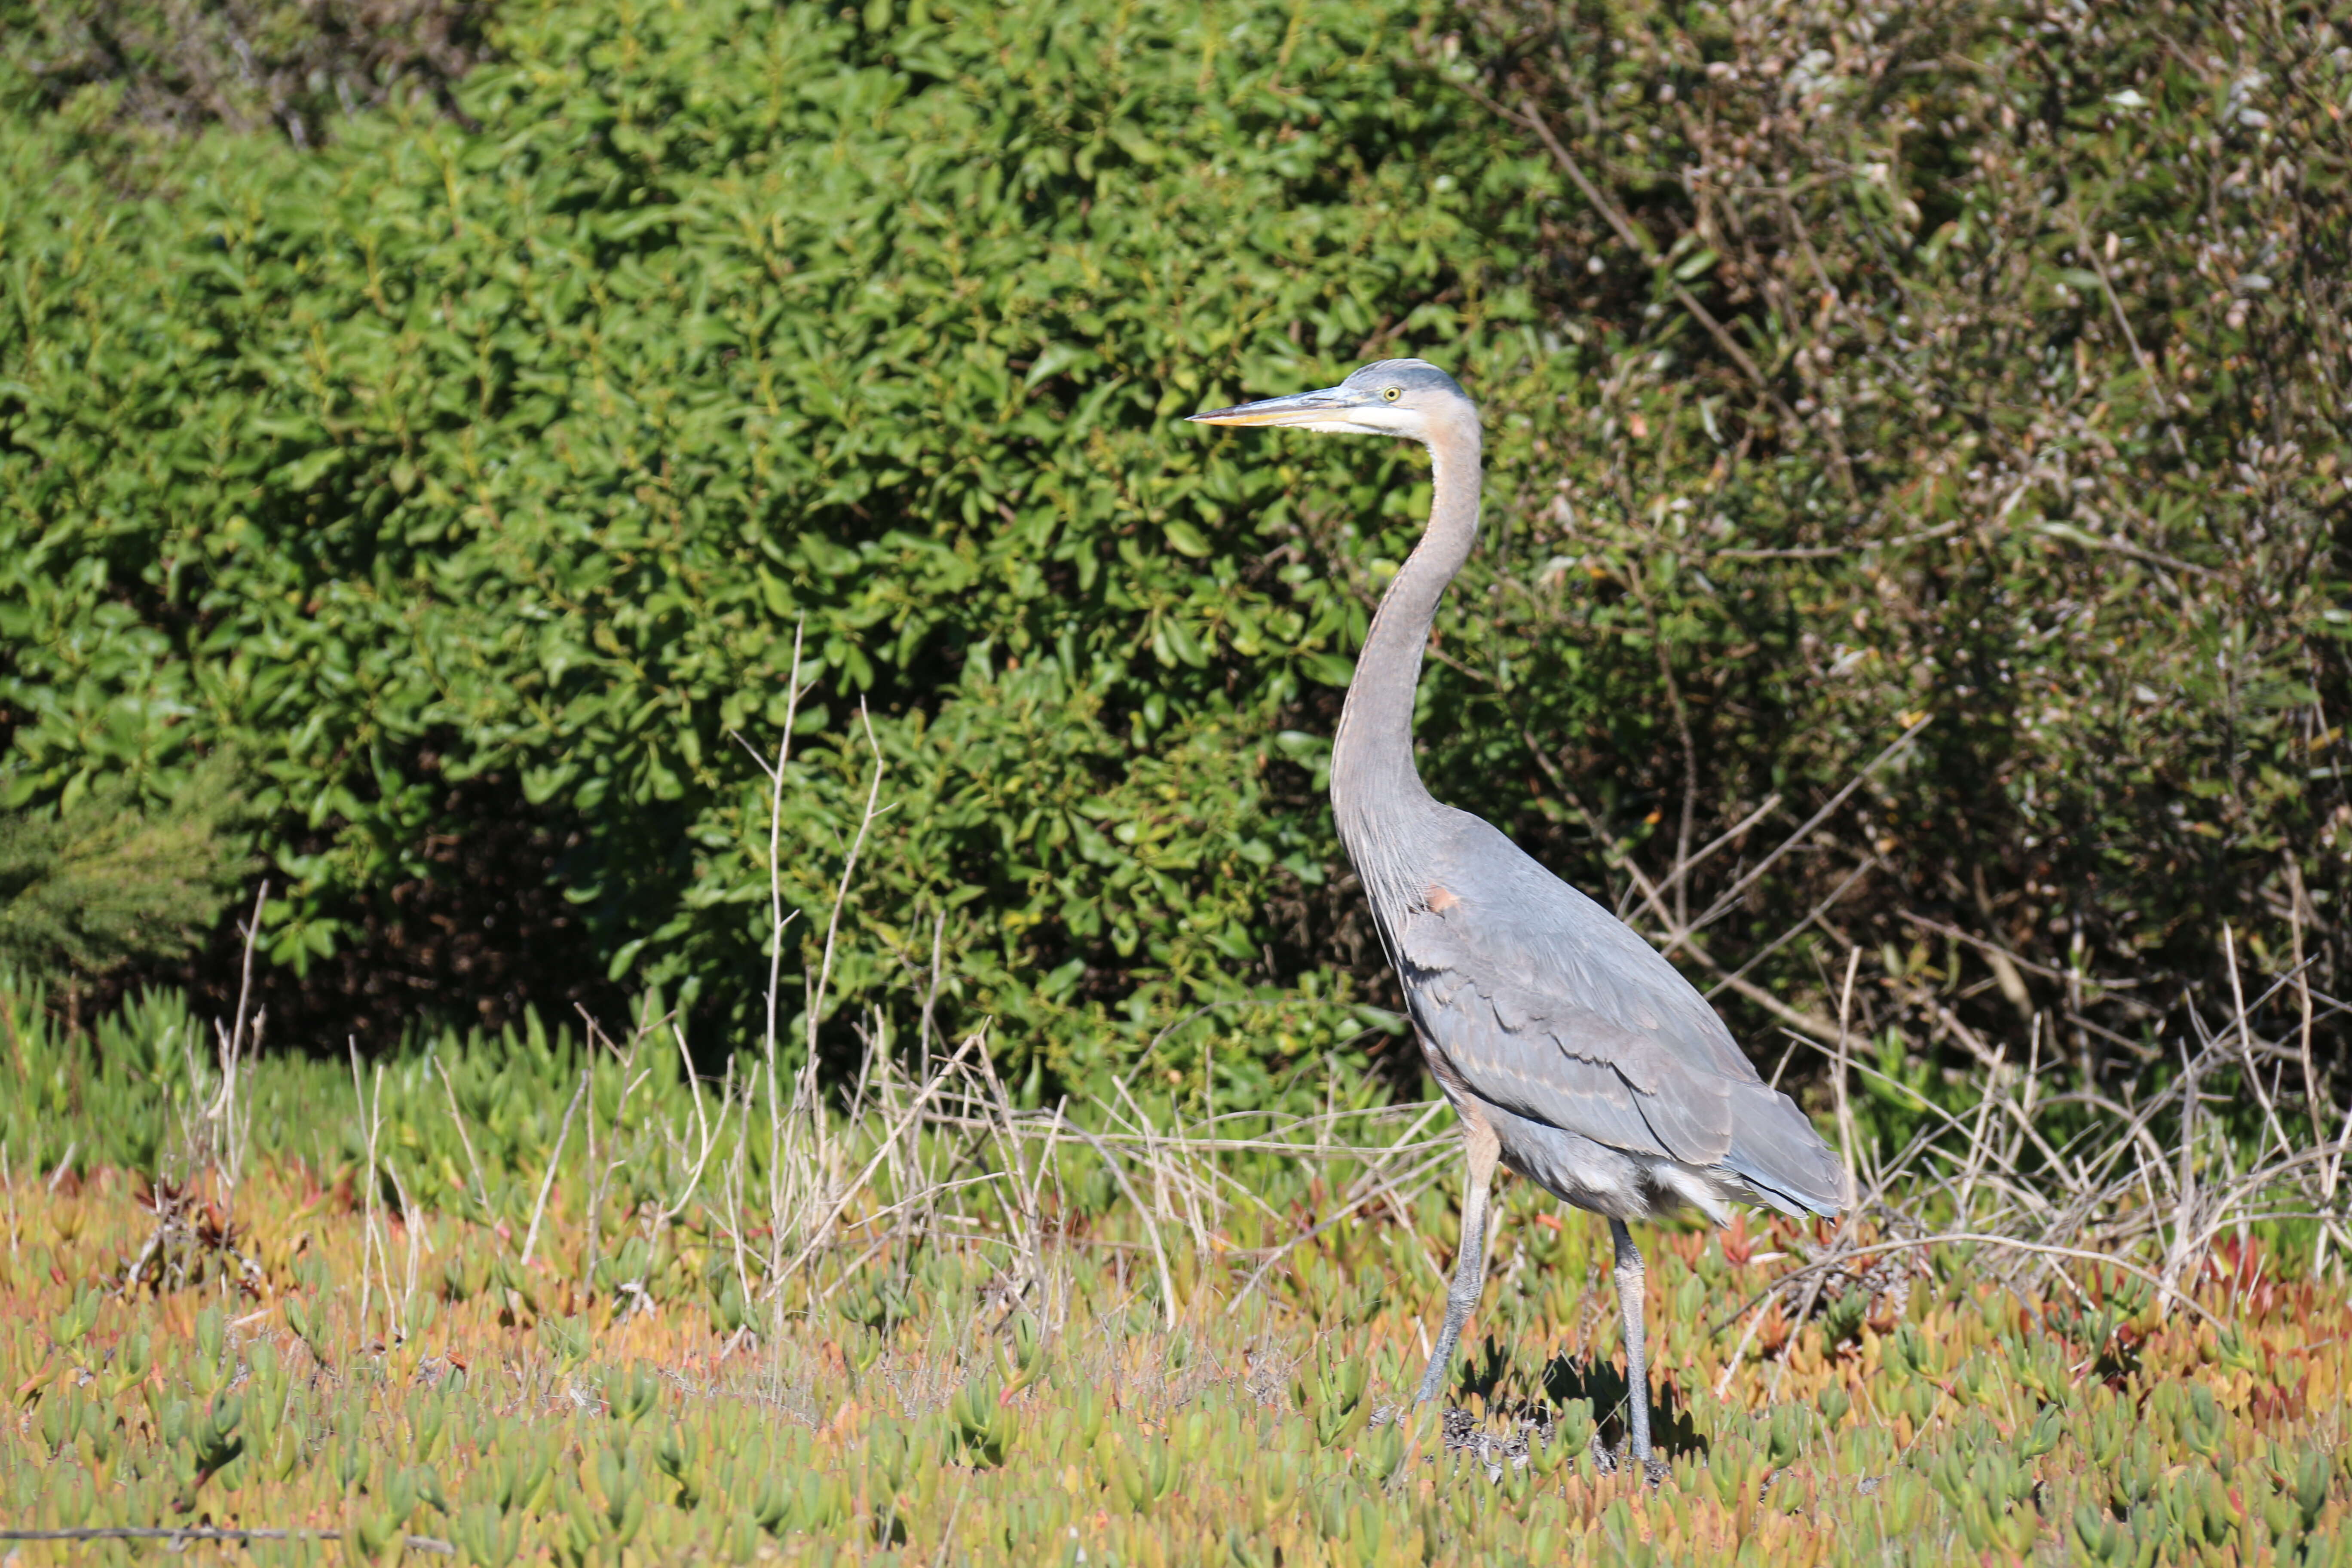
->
[[1186, 358, 1477, 444]]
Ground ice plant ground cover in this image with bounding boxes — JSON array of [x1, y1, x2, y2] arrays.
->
[[0, 995, 2346, 1568]]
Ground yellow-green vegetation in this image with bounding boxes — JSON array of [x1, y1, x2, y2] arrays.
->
[[0, 755, 250, 990], [2, 1150, 2348, 1565], [0, 945, 2348, 1568]]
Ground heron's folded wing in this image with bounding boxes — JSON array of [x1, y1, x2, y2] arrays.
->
[[1407, 951, 1737, 1163], [1430, 988, 1735, 1162], [1396, 819, 1761, 1167]]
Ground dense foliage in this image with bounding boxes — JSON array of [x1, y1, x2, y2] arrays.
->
[[0, 754, 248, 992], [0, 0, 1538, 1077], [1445, 0, 2352, 1097], [0, 0, 2343, 1103]]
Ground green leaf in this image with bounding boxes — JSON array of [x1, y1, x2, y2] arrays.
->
[[1301, 654, 1356, 688]]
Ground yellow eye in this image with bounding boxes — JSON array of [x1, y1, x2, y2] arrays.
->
[[1382, 386, 1401, 402]]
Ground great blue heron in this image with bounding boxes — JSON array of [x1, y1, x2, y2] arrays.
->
[[1189, 359, 1844, 1467]]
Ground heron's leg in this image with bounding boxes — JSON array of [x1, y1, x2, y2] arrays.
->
[[1610, 1217, 1653, 1464], [1414, 1112, 1499, 1406]]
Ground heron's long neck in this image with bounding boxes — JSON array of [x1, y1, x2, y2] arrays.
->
[[1331, 419, 1481, 858]]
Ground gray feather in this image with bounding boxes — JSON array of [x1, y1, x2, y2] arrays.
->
[[1396, 808, 1840, 1216]]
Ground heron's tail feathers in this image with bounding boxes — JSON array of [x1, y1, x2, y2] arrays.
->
[[1719, 1082, 1845, 1219]]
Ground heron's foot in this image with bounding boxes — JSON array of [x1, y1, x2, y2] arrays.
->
[[1592, 1438, 1667, 1485], [1438, 1407, 1479, 1452], [1618, 1448, 1675, 1485]]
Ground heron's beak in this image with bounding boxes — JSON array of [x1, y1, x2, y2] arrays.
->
[[1186, 386, 1357, 426]]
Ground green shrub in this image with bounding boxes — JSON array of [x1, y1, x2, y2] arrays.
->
[[0, 0, 1525, 1078], [0, 753, 248, 985], [1433, 0, 2348, 1098], [0, 0, 2341, 1098]]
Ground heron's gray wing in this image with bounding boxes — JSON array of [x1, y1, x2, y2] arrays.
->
[[1398, 812, 1841, 1212]]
